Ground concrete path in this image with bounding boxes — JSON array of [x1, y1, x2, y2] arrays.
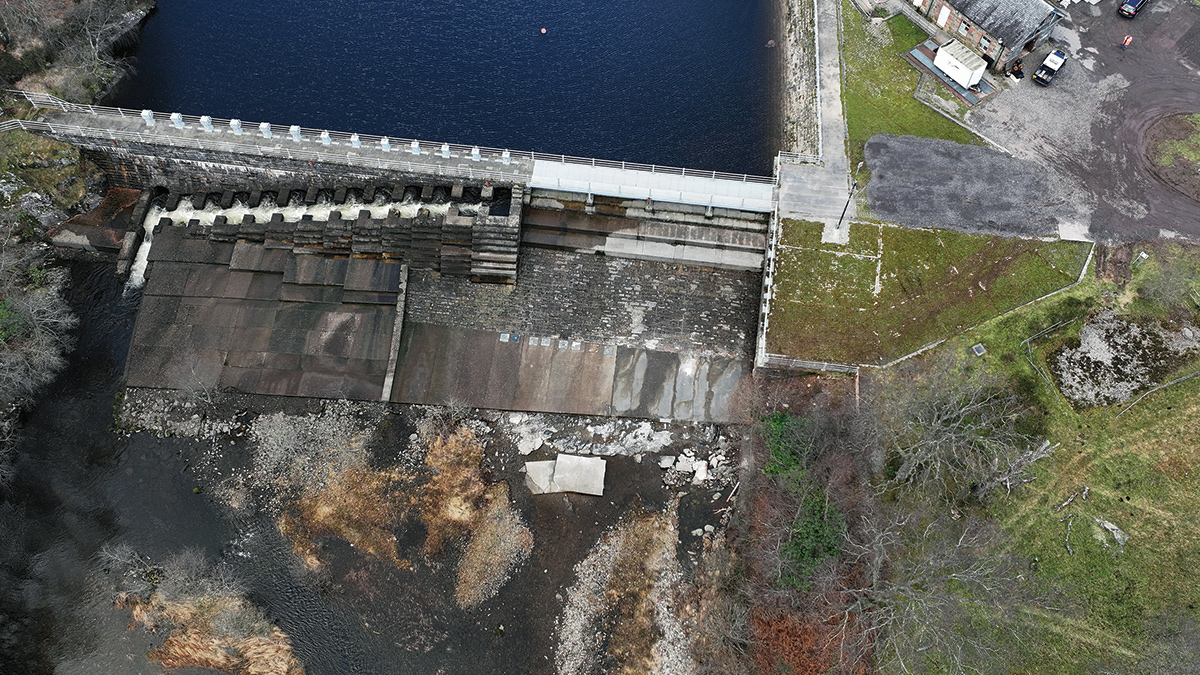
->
[[778, 0, 855, 230], [531, 160, 775, 212]]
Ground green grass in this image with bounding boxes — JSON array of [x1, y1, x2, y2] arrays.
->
[[840, 2, 983, 182], [914, 247, 1200, 673], [1122, 241, 1200, 320], [766, 219, 1091, 364], [1153, 113, 1200, 167]]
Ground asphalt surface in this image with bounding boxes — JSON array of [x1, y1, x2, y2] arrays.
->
[[867, 0, 1200, 243], [863, 134, 1066, 237]]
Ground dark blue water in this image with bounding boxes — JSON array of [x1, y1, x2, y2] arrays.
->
[[107, 0, 781, 174]]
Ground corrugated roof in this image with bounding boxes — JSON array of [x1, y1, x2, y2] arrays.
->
[[939, 39, 988, 72], [952, 0, 1059, 47]]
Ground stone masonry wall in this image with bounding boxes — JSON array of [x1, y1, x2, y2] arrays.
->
[[405, 248, 762, 358]]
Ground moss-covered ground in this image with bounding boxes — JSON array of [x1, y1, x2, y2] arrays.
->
[[0, 98, 99, 218], [765, 219, 1092, 365]]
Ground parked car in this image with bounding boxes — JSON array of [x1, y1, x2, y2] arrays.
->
[[1118, 0, 1149, 17], [1032, 50, 1068, 86]]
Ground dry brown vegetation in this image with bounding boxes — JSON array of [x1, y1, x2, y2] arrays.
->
[[690, 539, 752, 675], [421, 428, 533, 608], [266, 422, 532, 607], [454, 482, 533, 609], [605, 514, 670, 673], [108, 547, 303, 675], [120, 593, 304, 675], [556, 510, 694, 675], [750, 609, 842, 675], [420, 427, 490, 556], [279, 465, 414, 570]]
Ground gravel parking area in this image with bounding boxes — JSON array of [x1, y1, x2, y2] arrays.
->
[[965, 0, 1200, 242], [864, 0, 1200, 243]]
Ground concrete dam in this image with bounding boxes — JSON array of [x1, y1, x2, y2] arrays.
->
[[8, 91, 787, 422]]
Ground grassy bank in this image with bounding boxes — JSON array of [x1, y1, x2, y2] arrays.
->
[[905, 242, 1200, 673], [765, 219, 1091, 365], [840, 2, 982, 182]]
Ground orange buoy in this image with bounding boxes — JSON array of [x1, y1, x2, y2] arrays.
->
[[540, 27, 547, 34]]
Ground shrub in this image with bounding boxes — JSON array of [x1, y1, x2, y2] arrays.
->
[[779, 494, 845, 591], [0, 50, 24, 86], [760, 411, 814, 477], [0, 299, 23, 344]]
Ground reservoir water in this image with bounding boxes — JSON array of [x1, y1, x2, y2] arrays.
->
[[107, 0, 782, 174]]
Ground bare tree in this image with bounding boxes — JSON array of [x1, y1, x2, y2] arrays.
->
[[0, 0, 64, 43], [53, 0, 132, 86], [0, 285, 77, 406], [834, 510, 1046, 675], [1138, 258, 1198, 310], [858, 355, 1046, 502]]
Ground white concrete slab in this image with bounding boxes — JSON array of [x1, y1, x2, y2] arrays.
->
[[1058, 220, 1093, 242], [552, 454, 606, 496], [524, 460, 557, 494], [523, 454, 606, 496]]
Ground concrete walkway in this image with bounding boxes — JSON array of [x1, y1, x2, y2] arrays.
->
[[531, 160, 776, 212], [778, 0, 855, 235]]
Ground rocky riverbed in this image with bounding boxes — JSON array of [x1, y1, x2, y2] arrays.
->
[[112, 388, 748, 674]]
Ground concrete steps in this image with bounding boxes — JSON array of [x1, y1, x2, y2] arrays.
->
[[521, 208, 766, 271], [155, 184, 522, 283]]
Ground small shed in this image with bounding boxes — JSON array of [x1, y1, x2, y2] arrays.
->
[[933, 40, 986, 88]]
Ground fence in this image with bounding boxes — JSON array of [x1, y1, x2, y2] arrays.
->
[[0, 115, 530, 183], [757, 353, 860, 374], [777, 150, 823, 166]]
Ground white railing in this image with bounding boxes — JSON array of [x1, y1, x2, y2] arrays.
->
[[777, 150, 822, 166], [6, 89, 776, 186]]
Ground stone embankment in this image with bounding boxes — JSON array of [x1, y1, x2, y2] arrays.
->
[[779, 0, 821, 156]]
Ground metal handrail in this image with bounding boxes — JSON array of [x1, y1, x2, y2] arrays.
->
[[759, 353, 859, 374], [5, 89, 777, 185], [777, 151, 822, 165]]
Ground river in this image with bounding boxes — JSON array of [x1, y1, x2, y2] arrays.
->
[[106, 0, 782, 175]]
